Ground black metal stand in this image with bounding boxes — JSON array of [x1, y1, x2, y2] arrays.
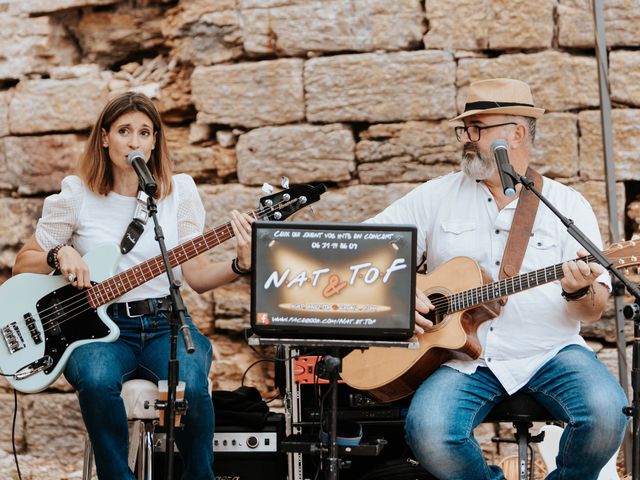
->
[[248, 336, 417, 479], [316, 349, 346, 480], [505, 167, 640, 478], [629, 307, 640, 479], [146, 194, 195, 480]]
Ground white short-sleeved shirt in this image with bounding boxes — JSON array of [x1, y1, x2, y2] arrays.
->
[[36, 174, 205, 303], [367, 171, 610, 394]]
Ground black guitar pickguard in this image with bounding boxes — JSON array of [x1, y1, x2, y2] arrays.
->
[[36, 283, 112, 374]]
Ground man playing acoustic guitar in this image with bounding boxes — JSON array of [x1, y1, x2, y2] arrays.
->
[[365, 78, 628, 479]]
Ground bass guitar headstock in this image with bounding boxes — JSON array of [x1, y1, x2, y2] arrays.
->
[[258, 182, 327, 222]]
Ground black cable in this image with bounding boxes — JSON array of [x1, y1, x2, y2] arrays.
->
[[313, 365, 338, 479], [239, 354, 301, 389], [311, 373, 323, 480], [240, 358, 272, 387], [12, 389, 22, 480], [313, 364, 322, 435], [318, 372, 336, 440], [264, 393, 281, 404], [246, 340, 279, 361], [305, 450, 322, 480], [241, 331, 328, 402]]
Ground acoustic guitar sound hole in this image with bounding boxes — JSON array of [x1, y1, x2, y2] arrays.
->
[[421, 292, 449, 325]]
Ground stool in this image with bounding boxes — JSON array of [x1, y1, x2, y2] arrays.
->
[[484, 392, 560, 480], [82, 379, 159, 480]]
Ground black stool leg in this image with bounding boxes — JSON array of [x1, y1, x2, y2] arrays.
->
[[514, 421, 529, 480]]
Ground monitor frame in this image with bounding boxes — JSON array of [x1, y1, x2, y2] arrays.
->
[[250, 221, 416, 340]]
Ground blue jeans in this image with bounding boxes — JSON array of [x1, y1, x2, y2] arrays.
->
[[64, 301, 214, 480], [405, 345, 628, 480]]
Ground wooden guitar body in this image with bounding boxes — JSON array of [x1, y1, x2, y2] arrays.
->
[[341, 256, 501, 403], [341, 241, 640, 404]]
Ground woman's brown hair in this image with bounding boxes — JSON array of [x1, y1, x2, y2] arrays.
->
[[78, 92, 172, 197]]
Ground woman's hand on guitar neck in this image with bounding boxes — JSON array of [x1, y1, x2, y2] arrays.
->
[[414, 289, 435, 335], [230, 210, 254, 271]]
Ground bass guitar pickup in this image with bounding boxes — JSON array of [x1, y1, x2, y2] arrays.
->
[[24, 313, 42, 344]]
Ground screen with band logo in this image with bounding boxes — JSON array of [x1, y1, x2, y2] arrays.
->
[[250, 221, 416, 340]]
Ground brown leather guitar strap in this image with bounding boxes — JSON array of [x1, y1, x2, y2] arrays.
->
[[499, 167, 543, 280]]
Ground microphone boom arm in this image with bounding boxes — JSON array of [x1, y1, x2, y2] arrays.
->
[[517, 173, 640, 296]]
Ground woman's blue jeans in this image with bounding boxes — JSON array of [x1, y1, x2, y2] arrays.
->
[[405, 345, 628, 480], [64, 302, 214, 480]]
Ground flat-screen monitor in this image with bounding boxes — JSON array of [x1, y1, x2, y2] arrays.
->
[[250, 221, 416, 340]]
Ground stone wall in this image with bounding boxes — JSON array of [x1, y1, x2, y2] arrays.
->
[[0, 0, 639, 477]]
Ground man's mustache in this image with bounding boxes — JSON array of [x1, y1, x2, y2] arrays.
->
[[463, 143, 478, 153]]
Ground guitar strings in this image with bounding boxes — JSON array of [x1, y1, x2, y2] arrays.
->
[[34, 221, 238, 335], [425, 257, 592, 315], [433, 262, 574, 313], [18, 198, 290, 338], [34, 252, 598, 337], [35, 248, 597, 337], [11, 221, 609, 344], [32, 202, 283, 332], [73, 254, 589, 334]]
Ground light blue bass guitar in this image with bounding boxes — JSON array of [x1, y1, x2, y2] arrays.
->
[[0, 183, 326, 393]]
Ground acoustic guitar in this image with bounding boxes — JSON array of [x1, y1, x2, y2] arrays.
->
[[0, 183, 326, 393], [341, 241, 640, 403]]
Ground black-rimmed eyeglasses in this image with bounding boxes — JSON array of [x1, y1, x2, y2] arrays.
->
[[454, 122, 517, 142]]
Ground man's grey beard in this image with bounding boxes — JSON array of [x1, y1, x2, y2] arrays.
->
[[461, 146, 495, 181]]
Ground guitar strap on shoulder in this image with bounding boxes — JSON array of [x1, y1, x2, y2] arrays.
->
[[120, 190, 150, 254], [499, 167, 543, 280]]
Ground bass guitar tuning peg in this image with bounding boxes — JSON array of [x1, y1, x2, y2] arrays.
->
[[281, 176, 290, 189], [262, 183, 274, 195]]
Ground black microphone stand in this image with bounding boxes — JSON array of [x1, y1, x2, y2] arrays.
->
[[144, 189, 195, 480], [504, 165, 640, 478]]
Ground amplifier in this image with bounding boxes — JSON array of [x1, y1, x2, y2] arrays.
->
[[155, 430, 278, 454], [153, 413, 286, 480], [214, 430, 277, 453]]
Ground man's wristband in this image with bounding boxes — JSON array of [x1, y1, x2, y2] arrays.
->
[[561, 285, 591, 301], [231, 257, 251, 275]]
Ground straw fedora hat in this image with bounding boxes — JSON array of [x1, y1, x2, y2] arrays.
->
[[451, 78, 545, 122]]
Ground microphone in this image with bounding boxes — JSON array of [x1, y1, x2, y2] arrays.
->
[[127, 150, 157, 195], [491, 139, 516, 197]]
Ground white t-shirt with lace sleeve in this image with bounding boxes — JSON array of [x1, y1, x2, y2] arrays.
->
[[36, 174, 205, 303]]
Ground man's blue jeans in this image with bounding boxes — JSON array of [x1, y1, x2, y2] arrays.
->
[[64, 302, 214, 480], [405, 345, 628, 480]]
